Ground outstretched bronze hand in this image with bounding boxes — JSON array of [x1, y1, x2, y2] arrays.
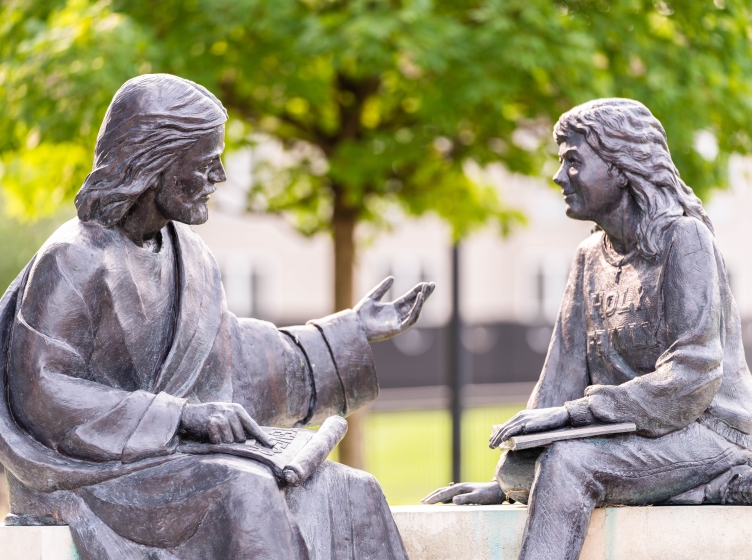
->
[[355, 276, 435, 342]]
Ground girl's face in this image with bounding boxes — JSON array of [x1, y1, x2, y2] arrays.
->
[[553, 131, 627, 223]]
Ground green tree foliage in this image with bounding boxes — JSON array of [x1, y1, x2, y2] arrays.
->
[[0, 204, 74, 291], [3, 0, 751, 229]]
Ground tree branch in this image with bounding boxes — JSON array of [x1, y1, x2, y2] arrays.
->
[[218, 79, 334, 151]]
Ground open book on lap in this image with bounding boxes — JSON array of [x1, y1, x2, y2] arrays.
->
[[494, 422, 637, 451], [178, 415, 348, 485]]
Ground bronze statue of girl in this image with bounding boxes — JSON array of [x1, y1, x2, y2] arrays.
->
[[426, 98, 752, 560]]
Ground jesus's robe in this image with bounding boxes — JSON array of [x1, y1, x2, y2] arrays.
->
[[0, 218, 407, 560]]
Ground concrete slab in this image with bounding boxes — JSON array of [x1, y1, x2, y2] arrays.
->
[[0, 525, 79, 560], [391, 503, 752, 560], [5, 504, 752, 559]]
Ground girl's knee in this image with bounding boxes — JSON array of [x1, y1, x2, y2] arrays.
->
[[538, 441, 598, 483]]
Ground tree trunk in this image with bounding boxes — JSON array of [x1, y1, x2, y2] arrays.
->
[[332, 190, 366, 470]]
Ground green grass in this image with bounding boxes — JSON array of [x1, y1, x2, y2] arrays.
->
[[333, 404, 526, 505]]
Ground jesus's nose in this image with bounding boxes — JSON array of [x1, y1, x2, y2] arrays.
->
[[209, 164, 227, 184]]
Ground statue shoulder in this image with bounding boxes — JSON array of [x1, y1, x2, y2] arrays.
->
[[665, 216, 715, 257], [574, 229, 604, 259], [30, 218, 114, 287]]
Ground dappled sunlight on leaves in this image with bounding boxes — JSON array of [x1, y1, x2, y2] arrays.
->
[[2, 0, 752, 227], [0, 142, 89, 220]]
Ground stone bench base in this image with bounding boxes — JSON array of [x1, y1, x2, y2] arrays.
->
[[4, 504, 752, 559], [391, 504, 752, 560], [0, 525, 79, 560]]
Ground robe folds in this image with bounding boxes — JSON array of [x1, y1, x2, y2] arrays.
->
[[0, 218, 407, 560]]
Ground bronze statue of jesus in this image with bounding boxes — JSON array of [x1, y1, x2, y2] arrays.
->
[[0, 74, 433, 560]]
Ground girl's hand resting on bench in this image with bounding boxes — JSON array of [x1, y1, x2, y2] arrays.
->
[[422, 482, 505, 505]]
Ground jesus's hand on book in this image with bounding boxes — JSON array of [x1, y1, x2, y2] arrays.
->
[[489, 407, 569, 449], [180, 402, 274, 447]]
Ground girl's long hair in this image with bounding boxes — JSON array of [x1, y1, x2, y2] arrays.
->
[[554, 98, 712, 259]]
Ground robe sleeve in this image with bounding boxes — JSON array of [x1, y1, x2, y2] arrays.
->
[[9, 245, 186, 464], [231, 310, 377, 427], [565, 220, 724, 437], [527, 243, 590, 409]]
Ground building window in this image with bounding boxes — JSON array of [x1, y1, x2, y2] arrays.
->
[[250, 268, 262, 318], [526, 258, 569, 324], [384, 261, 428, 303], [222, 262, 264, 318], [535, 265, 546, 319]]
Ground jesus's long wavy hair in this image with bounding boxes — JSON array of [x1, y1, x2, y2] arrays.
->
[[553, 98, 712, 260], [75, 74, 227, 226]]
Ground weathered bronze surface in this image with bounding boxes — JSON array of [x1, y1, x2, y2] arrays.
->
[[0, 74, 434, 559], [425, 98, 752, 560]]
